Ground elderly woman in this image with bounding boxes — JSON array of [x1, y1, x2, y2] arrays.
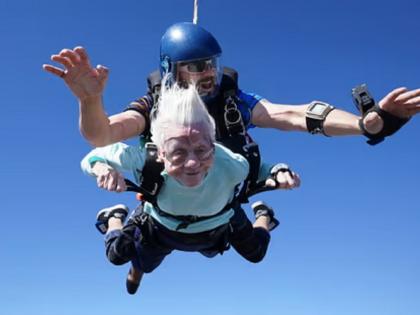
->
[[81, 82, 300, 295]]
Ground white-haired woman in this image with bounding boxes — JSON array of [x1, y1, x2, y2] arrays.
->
[[81, 83, 301, 294]]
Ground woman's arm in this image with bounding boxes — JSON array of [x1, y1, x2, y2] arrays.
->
[[81, 142, 146, 188]]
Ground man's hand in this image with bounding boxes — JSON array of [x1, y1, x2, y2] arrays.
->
[[92, 162, 127, 192], [43, 46, 109, 101], [363, 87, 420, 134], [379, 87, 420, 118]]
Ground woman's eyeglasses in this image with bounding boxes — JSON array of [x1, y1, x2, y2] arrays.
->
[[163, 145, 215, 166]]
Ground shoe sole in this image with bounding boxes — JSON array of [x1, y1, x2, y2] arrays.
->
[[96, 204, 129, 220]]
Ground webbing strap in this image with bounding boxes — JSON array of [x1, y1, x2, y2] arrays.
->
[[125, 143, 164, 203], [155, 199, 239, 231]]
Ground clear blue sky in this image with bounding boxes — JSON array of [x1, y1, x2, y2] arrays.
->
[[1, 1, 419, 314]]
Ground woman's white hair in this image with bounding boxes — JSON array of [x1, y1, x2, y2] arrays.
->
[[150, 77, 216, 148]]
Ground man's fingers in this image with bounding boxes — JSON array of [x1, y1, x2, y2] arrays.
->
[[51, 54, 74, 69], [395, 88, 420, 103], [74, 46, 89, 63], [60, 49, 81, 65], [42, 64, 65, 78], [407, 106, 420, 116], [96, 65, 109, 81], [403, 95, 420, 108], [380, 87, 408, 107]]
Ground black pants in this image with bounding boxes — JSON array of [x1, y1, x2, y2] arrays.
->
[[104, 207, 270, 273]]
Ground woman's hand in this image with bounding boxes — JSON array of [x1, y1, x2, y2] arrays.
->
[[43, 46, 109, 101], [92, 162, 127, 192], [265, 164, 301, 190]]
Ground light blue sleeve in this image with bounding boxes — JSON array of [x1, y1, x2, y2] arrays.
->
[[80, 142, 146, 180]]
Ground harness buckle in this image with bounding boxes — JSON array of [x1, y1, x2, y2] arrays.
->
[[137, 182, 160, 197], [145, 142, 159, 154], [224, 96, 245, 134], [242, 142, 259, 155]]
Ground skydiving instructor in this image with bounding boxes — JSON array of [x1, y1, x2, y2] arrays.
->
[[43, 22, 420, 148]]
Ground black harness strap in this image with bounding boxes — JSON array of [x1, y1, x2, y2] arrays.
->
[[147, 70, 162, 105], [207, 69, 261, 203], [236, 142, 262, 203], [155, 199, 240, 231], [124, 143, 164, 203]]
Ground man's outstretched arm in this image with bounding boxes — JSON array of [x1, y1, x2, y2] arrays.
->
[[251, 87, 420, 139], [44, 46, 146, 147]]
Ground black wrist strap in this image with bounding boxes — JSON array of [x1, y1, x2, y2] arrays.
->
[[360, 105, 410, 145], [306, 106, 335, 136]]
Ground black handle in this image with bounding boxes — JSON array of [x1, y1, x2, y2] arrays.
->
[[124, 179, 142, 193], [246, 181, 277, 198]]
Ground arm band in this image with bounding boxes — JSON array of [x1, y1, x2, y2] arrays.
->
[[305, 101, 336, 135]]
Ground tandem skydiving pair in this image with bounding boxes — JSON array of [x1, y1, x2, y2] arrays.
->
[[44, 20, 420, 295]]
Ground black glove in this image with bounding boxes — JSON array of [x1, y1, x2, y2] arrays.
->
[[359, 105, 410, 145]]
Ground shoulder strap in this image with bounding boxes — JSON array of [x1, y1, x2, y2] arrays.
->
[[124, 143, 164, 204], [213, 68, 262, 202], [147, 70, 162, 105], [210, 67, 245, 137], [221, 67, 238, 93]]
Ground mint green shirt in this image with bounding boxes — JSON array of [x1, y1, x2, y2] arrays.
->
[[81, 143, 272, 233]]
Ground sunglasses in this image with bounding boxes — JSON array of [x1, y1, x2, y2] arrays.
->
[[178, 58, 217, 73]]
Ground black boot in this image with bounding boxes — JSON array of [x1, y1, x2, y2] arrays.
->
[[126, 266, 144, 295]]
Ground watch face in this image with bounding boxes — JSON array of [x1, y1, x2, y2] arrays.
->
[[311, 103, 327, 115]]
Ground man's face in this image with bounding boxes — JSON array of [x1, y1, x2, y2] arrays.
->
[[176, 58, 219, 96]]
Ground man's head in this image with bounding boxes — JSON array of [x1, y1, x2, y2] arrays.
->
[[151, 79, 216, 187], [160, 22, 222, 99]]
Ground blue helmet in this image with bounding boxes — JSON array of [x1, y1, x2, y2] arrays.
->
[[160, 22, 222, 75]]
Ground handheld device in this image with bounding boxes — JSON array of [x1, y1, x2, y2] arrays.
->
[[352, 84, 375, 114]]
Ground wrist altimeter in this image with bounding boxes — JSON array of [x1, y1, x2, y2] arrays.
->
[[305, 101, 335, 135], [352, 84, 375, 114]]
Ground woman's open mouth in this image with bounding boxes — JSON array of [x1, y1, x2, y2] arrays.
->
[[185, 171, 200, 176]]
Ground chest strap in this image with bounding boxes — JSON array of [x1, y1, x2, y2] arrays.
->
[[124, 143, 164, 203], [155, 199, 239, 231]]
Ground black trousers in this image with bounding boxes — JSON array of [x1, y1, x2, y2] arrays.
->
[[104, 207, 270, 273]]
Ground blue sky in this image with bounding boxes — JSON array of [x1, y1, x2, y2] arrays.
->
[[1, 0, 419, 314]]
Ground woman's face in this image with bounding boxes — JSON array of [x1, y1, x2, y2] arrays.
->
[[160, 125, 214, 187]]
